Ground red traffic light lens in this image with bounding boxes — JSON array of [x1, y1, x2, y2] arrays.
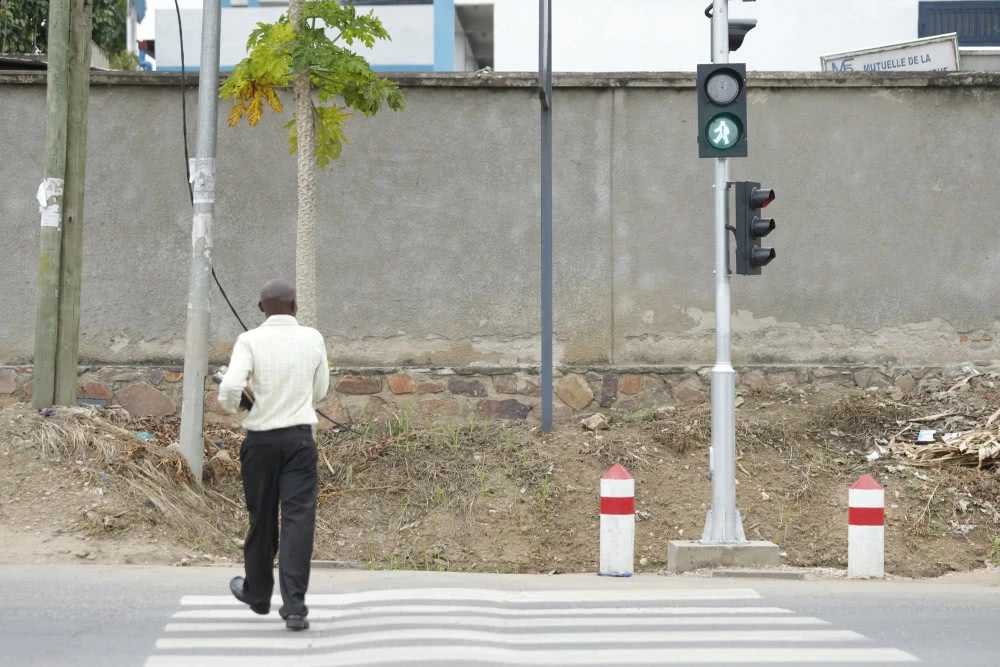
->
[[751, 187, 775, 208]]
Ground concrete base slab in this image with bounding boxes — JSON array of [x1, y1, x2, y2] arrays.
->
[[667, 540, 780, 574]]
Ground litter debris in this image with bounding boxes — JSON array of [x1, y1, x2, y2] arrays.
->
[[883, 408, 1000, 469], [950, 520, 977, 536]]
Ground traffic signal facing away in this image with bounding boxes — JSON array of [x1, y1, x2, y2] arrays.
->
[[726, 18, 758, 52], [734, 181, 775, 275], [697, 63, 748, 158], [703, 4, 758, 53]]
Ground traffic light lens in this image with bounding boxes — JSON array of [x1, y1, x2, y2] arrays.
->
[[751, 247, 776, 267], [750, 217, 775, 237], [706, 114, 743, 150], [705, 71, 741, 105], [751, 188, 776, 208]]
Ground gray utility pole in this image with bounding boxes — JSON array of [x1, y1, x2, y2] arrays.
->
[[702, 0, 746, 544], [32, 0, 71, 409], [179, 0, 223, 482], [54, 0, 93, 405], [538, 0, 553, 433]]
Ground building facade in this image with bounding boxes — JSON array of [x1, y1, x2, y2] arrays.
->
[[147, 0, 1000, 72], [152, 0, 491, 72], [490, 0, 1000, 72]]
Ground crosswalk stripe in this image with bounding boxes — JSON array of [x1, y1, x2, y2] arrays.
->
[[164, 614, 821, 633], [173, 608, 823, 626], [156, 628, 865, 650], [179, 587, 761, 606], [171, 603, 788, 619], [145, 646, 920, 666], [167, 614, 827, 628]]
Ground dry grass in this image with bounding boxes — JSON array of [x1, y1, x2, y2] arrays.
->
[[316, 413, 553, 513], [3, 380, 999, 577], [0, 405, 245, 550], [0, 403, 558, 566], [813, 392, 913, 444], [307, 411, 559, 570]]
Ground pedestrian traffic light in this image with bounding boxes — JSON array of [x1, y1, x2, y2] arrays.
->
[[734, 181, 775, 275], [697, 63, 748, 158]]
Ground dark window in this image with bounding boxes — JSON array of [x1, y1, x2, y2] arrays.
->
[[918, 2, 1000, 46]]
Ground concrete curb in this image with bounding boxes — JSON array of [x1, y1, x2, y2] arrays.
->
[[311, 560, 366, 570], [711, 568, 806, 580]]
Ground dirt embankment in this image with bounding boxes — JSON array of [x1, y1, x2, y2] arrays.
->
[[1, 372, 998, 578]]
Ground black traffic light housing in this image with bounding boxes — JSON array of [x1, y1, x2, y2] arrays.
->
[[727, 19, 758, 52], [735, 181, 775, 275], [697, 63, 748, 159], [703, 4, 758, 52]]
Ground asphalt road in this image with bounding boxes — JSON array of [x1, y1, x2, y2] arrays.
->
[[2, 565, 999, 666]]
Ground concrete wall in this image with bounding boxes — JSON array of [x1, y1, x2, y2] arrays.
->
[[1, 71, 998, 369], [961, 48, 1000, 71]]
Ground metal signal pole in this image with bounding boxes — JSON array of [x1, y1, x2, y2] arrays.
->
[[539, 0, 553, 433], [702, 0, 746, 544]]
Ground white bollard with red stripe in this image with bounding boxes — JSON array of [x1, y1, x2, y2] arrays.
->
[[599, 463, 635, 577], [848, 474, 885, 579]]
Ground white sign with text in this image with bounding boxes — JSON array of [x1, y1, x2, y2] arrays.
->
[[821, 33, 960, 73]]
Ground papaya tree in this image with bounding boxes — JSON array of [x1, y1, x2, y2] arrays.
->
[[220, 0, 405, 327]]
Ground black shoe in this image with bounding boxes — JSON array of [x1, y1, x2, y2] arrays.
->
[[285, 615, 309, 631], [229, 576, 270, 615]]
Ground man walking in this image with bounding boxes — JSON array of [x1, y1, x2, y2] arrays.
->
[[218, 279, 329, 631]]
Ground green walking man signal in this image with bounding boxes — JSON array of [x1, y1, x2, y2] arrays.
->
[[697, 63, 748, 158], [734, 181, 776, 275]]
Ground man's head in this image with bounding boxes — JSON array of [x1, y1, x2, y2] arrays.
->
[[258, 279, 297, 318]]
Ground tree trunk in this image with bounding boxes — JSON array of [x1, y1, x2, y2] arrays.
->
[[289, 0, 317, 328]]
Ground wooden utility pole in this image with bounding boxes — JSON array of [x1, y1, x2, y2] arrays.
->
[[32, 0, 72, 409], [54, 0, 93, 404]]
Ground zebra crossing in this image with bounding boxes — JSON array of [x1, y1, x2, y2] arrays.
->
[[144, 585, 919, 666]]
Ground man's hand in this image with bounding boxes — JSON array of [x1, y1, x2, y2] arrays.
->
[[216, 364, 255, 412]]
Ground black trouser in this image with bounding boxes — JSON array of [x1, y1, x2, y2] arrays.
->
[[238, 424, 318, 619]]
